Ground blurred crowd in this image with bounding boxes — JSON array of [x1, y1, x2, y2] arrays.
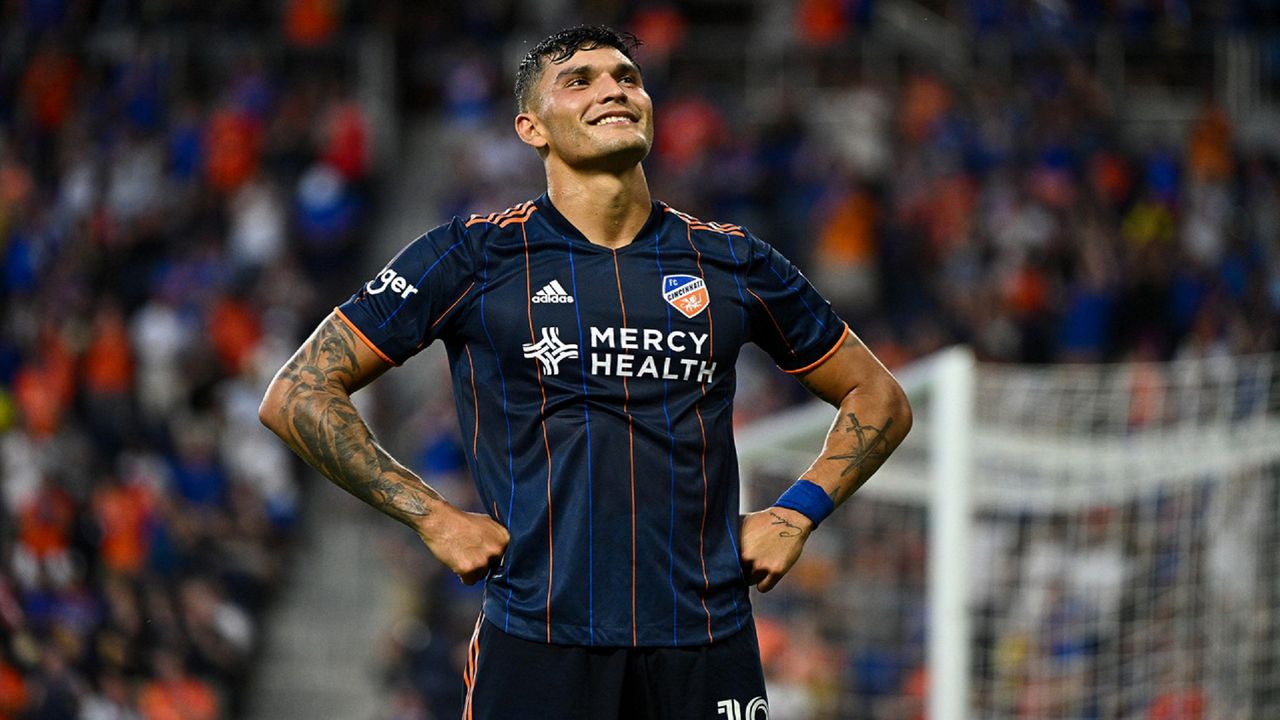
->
[[0, 3, 376, 719]]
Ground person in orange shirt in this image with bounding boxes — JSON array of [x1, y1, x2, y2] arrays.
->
[[13, 324, 76, 438], [14, 479, 77, 589], [19, 41, 79, 133], [813, 184, 880, 319], [137, 649, 221, 720], [205, 110, 261, 194], [1185, 104, 1233, 185], [0, 658, 27, 720], [207, 294, 263, 377], [83, 303, 136, 454], [1148, 688, 1204, 720], [93, 476, 154, 578], [83, 305, 135, 397]]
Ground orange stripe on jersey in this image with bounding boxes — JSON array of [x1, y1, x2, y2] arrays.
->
[[462, 614, 483, 719], [465, 344, 480, 457], [521, 222, 556, 643], [465, 200, 537, 227], [465, 201, 532, 227], [333, 307, 397, 366], [664, 207, 746, 237], [684, 226, 715, 359], [685, 225, 716, 643], [497, 207, 537, 227], [430, 281, 475, 329], [688, 223, 744, 236], [464, 210, 500, 227], [783, 323, 850, 375], [611, 249, 639, 647], [693, 405, 714, 642], [745, 289, 796, 357]]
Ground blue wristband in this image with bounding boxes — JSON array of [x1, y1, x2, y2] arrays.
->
[[773, 479, 835, 528]]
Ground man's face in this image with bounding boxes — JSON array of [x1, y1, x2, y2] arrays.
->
[[518, 46, 654, 171]]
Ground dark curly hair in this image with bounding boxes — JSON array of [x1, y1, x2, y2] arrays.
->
[[514, 25, 642, 112]]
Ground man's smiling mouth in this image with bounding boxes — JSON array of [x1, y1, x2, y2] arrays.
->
[[589, 113, 638, 126]]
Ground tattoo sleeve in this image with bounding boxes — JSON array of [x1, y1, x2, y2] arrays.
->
[[793, 335, 911, 509], [266, 316, 442, 526], [823, 412, 895, 500]]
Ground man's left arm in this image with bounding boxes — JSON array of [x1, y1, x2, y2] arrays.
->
[[740, 330, 912, 592]]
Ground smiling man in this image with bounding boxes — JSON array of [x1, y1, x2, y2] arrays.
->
[[259, 25, 911, 719]]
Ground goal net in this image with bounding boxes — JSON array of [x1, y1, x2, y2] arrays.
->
[[737, 348, 1280, 720]]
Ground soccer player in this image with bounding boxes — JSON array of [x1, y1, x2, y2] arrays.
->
[[259, 25, 912, 719]]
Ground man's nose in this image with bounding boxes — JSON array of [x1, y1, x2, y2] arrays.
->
[[596, 76, 627, 102]]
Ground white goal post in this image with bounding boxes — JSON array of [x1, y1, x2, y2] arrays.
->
[[737, 346, 1280, 720]]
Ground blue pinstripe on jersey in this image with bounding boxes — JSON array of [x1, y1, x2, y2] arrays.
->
[[768, 261, 825, 329], [565, 235, 596, 645]]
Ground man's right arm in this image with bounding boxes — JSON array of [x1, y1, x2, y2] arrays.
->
[[258, 312, 507, 584]]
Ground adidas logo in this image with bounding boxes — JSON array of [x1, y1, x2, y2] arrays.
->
[[532, 279, 575, 304]]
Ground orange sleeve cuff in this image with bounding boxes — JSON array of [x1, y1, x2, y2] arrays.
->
[[782, 323, 849, 375], [334, 307, 399, 366]]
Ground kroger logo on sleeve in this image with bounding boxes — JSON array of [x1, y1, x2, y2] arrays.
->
[[366, 268, 420, 300]]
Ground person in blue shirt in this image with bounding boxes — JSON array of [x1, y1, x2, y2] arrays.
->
[[260, 25, 912, 719]]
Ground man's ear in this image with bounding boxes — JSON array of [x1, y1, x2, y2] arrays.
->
[[515, 112, 548, 151]]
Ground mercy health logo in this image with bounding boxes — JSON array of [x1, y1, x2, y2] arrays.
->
[[589, 326, 715, 383], [522, 325, 717, 383], [532, 279, 574, 304], [522, 327, 579, 375], [663, 274, 709, 319], [717, 696, 768, 719]]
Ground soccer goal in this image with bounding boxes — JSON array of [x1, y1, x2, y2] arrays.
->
[[737, 347, 1280, 720]]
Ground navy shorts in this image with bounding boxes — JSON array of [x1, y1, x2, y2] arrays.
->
[[461, 616, 769, 719]]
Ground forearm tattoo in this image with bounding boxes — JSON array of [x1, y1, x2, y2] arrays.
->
[[273, 317, 441, 523], [824, 411, 895, 502], [769, 510, 805, 538]]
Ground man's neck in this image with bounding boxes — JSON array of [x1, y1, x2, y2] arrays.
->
[[545, 163, 652, 250]]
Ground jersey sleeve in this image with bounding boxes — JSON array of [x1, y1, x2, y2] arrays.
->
[[744, 233, 849, 374], [335, 218, 474, 365]]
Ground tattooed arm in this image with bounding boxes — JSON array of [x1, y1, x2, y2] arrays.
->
[[740, 331, 911, 591], [789, 332, 912, 506], [259, 312, 508, 584]]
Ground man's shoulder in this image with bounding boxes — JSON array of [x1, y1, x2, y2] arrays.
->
[[659, 203, 748, 239]]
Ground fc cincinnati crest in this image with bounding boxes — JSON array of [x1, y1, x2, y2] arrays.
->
[[662, 274, 709, 319]]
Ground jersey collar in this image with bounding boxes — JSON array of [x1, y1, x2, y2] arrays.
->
[[534, 192, 665, 252]]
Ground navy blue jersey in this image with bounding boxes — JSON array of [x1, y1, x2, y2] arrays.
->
[[338, 194, 847, 647]]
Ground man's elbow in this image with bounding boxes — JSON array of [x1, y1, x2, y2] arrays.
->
[[889, 378, 913, 440], [258, 380, 288, 437]]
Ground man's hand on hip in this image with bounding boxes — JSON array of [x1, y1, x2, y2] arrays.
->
[[418, 506, 510, 585], [739, 507, 813, 593]]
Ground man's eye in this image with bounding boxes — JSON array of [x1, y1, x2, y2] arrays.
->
[[620, 75, 637, 85], [567, 78, 587, 87]]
